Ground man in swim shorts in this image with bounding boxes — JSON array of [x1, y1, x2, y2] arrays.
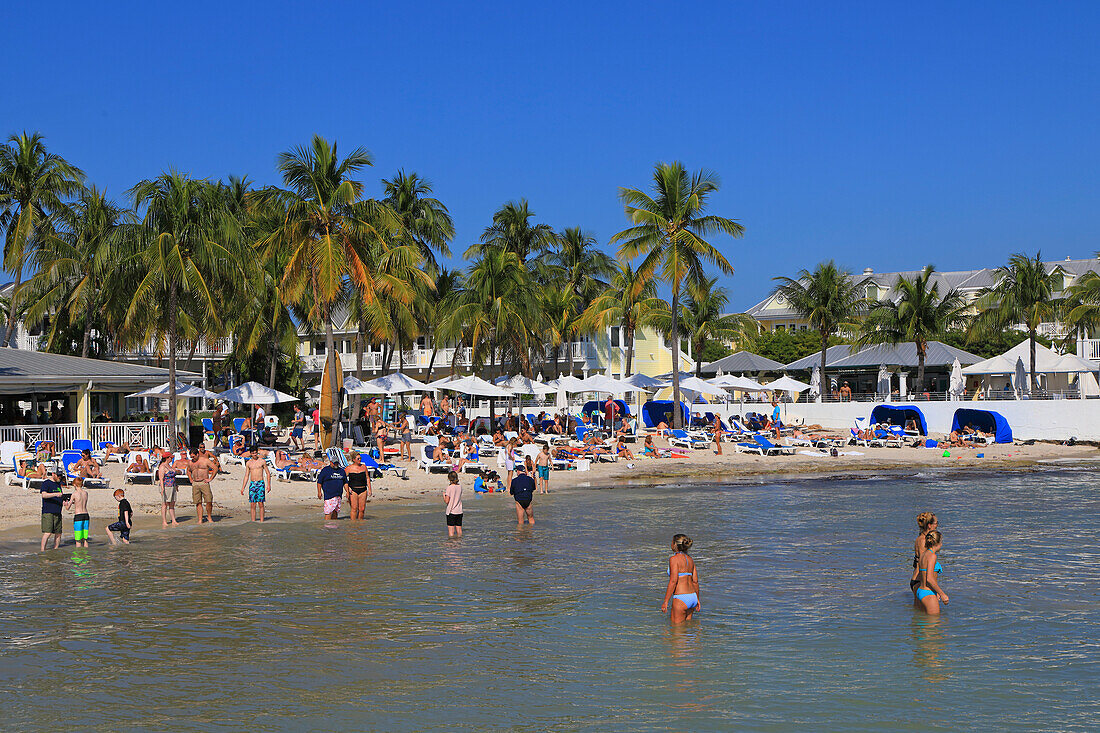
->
[[240, 447, 271, 522], [40, 468, 69, 551], [187, 448, 218, 524], [316, 453, 347, 520], [535, 444, 551, 494], [69, 477, 90, 547]]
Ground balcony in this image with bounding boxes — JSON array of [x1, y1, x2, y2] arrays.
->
[[1077, 339, 1100, 363], [113, 338, 234, 360], [300, 342, 599, 373]]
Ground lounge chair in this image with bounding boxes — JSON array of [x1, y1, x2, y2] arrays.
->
[[477, 435, 500, 456], [849, 429, 884, 448], [418, 445, 451, 473], [363, 454, 408, 480], [265, 451, 317, 481], [0, 441, 24, 472], [668, 429, 709, 450], [220, 436, 247, 466], [124, 451, 155, 484], [7, 452, 46, 488], [62, 450, 111, 489], [873, 429, 903, 448], [352, 424, 371, 447], [752, 435, 795, 456]]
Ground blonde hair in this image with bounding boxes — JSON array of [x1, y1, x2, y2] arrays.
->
[[672, 534, 693, 553], [924, 529, 943, 550], [917, 512, 937, 531]]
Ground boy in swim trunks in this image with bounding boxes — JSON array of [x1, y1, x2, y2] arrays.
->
[[240, 447, 271, 522], [69, 477, 90, 547], [535, 444, 551, 494]]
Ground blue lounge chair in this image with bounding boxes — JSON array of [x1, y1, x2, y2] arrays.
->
[[363, 453, 408, 480], [751, 434, 795, 456], [668, 429, 709, 450]]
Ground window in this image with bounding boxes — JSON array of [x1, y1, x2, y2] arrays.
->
[[865, 285, 877, 300], [416, 336, 426, 349], [610, 327, 620, 348], [775, 324, 785, 332], [314, 342, 325, 355]]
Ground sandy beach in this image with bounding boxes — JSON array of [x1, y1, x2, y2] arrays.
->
[[3, 435, 1096, 546]]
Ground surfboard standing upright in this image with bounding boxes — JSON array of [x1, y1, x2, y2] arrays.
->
[[320, 351, 342, 449]]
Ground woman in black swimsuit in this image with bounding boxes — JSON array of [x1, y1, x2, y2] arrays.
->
[[345, 451, 372, 520]]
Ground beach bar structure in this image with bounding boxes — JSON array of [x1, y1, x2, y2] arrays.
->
[[0, 349, 199, 451]]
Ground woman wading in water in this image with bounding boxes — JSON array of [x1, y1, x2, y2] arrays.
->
[[909, 512, 937, 599], [345, 451, 372, 520], [661, 534, 700, 624], [915, 529, 949, 615]]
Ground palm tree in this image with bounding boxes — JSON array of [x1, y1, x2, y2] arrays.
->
[[125, 172, 239, 435], [673, 277, 759, 376], [24, 186, 130, 357], [259, 136, 427, 446], [0, 132, 84, 345], [969, 251, 1061, 392], [1063, 260, 1100, 348], [858, 265, 967, 391], [545, 227, 615, 302], [773, 261, 865, 399], [577, 260, 666, 377], [382, 170, 454, 272], [466, 199, 556, 262], [540, 287, 580, 377], [420, 268, 460, 381], [611, 162, 741, 426]]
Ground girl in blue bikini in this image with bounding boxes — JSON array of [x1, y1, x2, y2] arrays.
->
[[909, 512, 937, 599], [661, 534, 700, 624], [915, 530, 949, 615]]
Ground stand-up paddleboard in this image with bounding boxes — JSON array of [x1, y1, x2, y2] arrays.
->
[[319, 351, 342, 449]]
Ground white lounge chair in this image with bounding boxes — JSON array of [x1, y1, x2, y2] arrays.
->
[[123, 451, 155, 484], [418, 445, 451, 473], [0, 441, 24, 473], [7, 451, 46, 489]]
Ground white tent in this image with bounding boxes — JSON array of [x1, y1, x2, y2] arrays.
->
[[547, 374, 587, 392], [963, 340, 1097, 375], [216, 381, 297, 404], [578, 373, 637, 394], [127, 381, 220, 400], [674, 375, 727, 396], [948, 358, 964, 401], [809, 364, 821, 402], [622, 373, 665, 391], [443, 375, 513, 398], [427, 375, 460, 390], [494, 375, 556, 395], [363, 372, 429, 394], [712, 374, 769, 392], [764, 375, 810, 394]]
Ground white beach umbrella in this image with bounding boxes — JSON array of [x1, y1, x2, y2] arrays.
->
[[364, 372, 429, 394], [494, 375, 556, 395], [948, 358, 964, 401], [444, 375, 513, 398], [622, 373, 665, 391], [764, 375, 811, 394], [216, 381, 297, 404], [1012, 356, 1028, 398], [714, 375, 769, 392], [308, 376, 376, 394], [548, 374, 587, 393], [675, 375, 727, 396], [127, 381, 220, 400], [876, 363, 890, 399], [578, 373, 636, 394], [427, 375, 460, 391], [810, 365, 822, 401]]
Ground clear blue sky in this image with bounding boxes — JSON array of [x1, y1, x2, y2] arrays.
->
[[3, 1, 1098, 310]]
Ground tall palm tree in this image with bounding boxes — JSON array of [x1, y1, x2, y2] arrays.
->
[[859, 265, 967, 391], [672, 277, 759, 376], [420, 268, 460, 381], [466, 199, 556, 262], [382, 170, 454, 272], [545, 227, 615, 302], [0, 132, 84, 345], [24, 186, 130, 357], [611, 162, 741, 426], [773, 261, 865, 399], [259, 136, 426, 446], [969, 251, 1061, 392], [576, 260, 666, 377], [125, 172, 239, 435], [540, 287, 580, 377]]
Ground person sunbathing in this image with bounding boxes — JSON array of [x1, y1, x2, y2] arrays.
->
[[19, 459, 47, 479], [614, 438, 635, 460], [947, 431, 967, 448], [617, 418, 635, 439], [492, 430, 507, 446], [102, 441, 132, 460], [549, 417, 563, 435], [518, 429, 534, 444], [453, 441, 478, 473], [126, 455, 150, 474], [643, 435, 661, 458]]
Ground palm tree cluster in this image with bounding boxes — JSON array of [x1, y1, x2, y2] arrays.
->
[[774, 251, 1093, 395], [1, 133, 750, 436]]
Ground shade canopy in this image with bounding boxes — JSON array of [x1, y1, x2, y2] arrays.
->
[[951, 408, 1012, 443], [577, 374, 636, 393], [711, 374, 770, 392], [673, 375, 727, 396], [308, 376, 375, 394], [547, 374, 587, 393], [443, 375, 512, 397], [363, 372, 430, 394], [621, 373, 666, 391], [702, 350, 784, 374], [216, 381, 298, 404], [963, 340, 1098, 375], [127, 381, 221, 400], [427, 375, 460, 389], [494, 375, 556, 395], [764, 375, 811, 393]]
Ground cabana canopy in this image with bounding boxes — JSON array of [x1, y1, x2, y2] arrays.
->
[[951, 408, 1012, 444], [641, 400, 689, 428], [868, 404, 928, 435]]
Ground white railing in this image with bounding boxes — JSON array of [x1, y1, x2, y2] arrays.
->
[[1076, 338, 1100, 362], [113, 337, 234, 359], [300, 341, 600, 373], [0, 423, 82, 451], [91, 422, 174, 450]]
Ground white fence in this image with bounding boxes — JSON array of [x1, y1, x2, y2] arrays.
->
[[0, 423, 83, 450], [92, 422, 174, 450], [299, 342, 600, 374]]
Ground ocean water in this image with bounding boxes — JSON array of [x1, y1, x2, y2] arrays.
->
[[1, 468, 1098, 732]]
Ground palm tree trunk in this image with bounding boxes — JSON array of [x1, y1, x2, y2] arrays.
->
[[917, 342, 926, 394], [267, 331, 278, 389], [694, 338, 703, 377], [820, 329, 828, 403], [551, 344, 560, 377], [489, 343, 497, 422], [2, 271, 21, 346], [426, 342, 439, 381], [168, 283, 179, 439], [625, 327, 635, 376], [670, 287, 682, 429], [383, 343, 394, 374], [1030, 330, 1038, 393], [323, 302, 338, 450], [81, 290, 93, 358], [356, 322, 364, 380], [398, 336, 405, 373]]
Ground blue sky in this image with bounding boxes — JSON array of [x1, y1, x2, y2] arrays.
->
[[3, 1, 1098, 310]]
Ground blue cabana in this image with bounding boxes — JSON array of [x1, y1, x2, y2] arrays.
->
[[951, 408, 1012, 444], [641, 400, 689, 428], [869, 404, 928, 436], [581, 399, 631, 417]]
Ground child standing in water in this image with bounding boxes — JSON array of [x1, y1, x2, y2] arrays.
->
[[105, 489, 132, 544], [69, 477, 90, 548], [661, 534, 700, 624], [909, 512, 938, 598], [915, 530, 949, 615]]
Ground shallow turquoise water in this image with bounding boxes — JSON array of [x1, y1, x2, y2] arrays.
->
[[1, 468, 1098, 731]]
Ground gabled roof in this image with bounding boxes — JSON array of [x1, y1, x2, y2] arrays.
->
[[827, 341, 981, 370], [783, 344, 861, 371], [701, 350, 784, 374], [0, 348, 200, 394]]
